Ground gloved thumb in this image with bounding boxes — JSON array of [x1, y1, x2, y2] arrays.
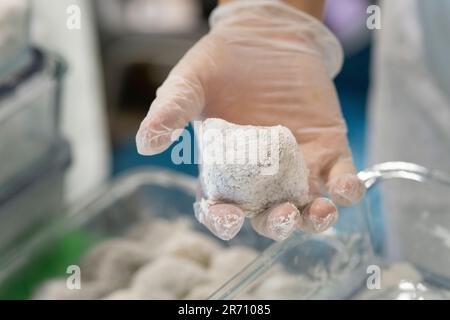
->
[[136, 73, 205, 155]]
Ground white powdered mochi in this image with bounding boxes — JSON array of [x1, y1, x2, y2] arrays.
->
[[209, 246, 259, 278], [156, 228, 222, 267], [79, 239, 152, 291], [33, 279, 111, 300], [199, 118, 310, 217], [130, 256, 208, 299]]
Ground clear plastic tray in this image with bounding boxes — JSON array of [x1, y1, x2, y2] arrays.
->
[[0, 48, 66, 187], [0, 166, 372, 299], [0, 139, 71, 256], [0, 163, 448, 300], [212, 162, 450, 300]]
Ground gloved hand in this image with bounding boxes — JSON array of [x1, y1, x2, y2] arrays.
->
[[136, 0, 366, 241]]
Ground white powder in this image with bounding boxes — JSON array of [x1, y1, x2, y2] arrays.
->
[[199, 118, 310, 217], [266, 210, 299, 241]]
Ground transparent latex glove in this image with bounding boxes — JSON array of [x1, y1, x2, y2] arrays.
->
[[136, 1, 366, 241]]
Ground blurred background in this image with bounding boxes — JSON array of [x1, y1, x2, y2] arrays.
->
[[0, 0, 374, 260], [3, 0, 450, 301], [2, 0, 373, 203]]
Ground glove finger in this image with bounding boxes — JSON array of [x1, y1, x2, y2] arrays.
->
[[136, 75, 205, 155], [251, 202, 300, 242], [325, 157, 365, 206], [193, 200, 245, 241], [298, 197, 338, 234]]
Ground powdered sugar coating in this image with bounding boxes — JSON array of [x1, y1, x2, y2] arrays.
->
[[200, 118, 310, 217]]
